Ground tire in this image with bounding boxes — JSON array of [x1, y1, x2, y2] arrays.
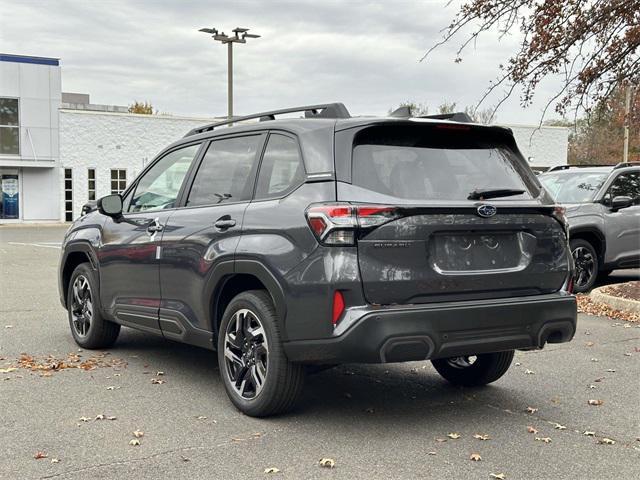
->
[[217, 290, 305, 417], [67, 263, 120, 349], [431, 350, 515, 387], [570, 238, 599, 293]]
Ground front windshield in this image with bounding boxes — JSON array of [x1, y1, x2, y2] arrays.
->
[[539, 171, 609, 203]]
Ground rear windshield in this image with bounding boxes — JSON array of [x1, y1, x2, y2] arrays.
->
[[352, 125, 536, 201]]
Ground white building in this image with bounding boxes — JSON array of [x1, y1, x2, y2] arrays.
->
[[1, 52, 569, 223]]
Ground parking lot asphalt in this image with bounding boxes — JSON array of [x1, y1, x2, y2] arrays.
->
[[0, 225, 639, 480]]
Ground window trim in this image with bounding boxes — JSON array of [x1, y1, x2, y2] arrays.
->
[[179, 132, 267, 210], [251, 131, 307, 203], [110, 168, 127, 195], [119, 140, 205, 217], [64, 168, 73, 221], [0, 97, 20, 156]]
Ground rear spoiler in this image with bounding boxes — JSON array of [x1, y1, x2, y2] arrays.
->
[[388, 106, 474, 123]]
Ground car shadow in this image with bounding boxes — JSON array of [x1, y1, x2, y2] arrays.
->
[[593, 268, 639, 289], [108, 328, 508, 423]]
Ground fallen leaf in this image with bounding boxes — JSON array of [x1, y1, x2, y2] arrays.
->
[[526, 407, 538, 414], [490, 474, 506, 480], [473, 434, 490, 441], [591, 358, 599, 362], [106, 386, 119, 391], [589, 385, 597, 389], [95, 414, 105, 420], [34, 452, 48, 460], [133, 430, 144, 438], [106, 416, 117, 421], [624, 353, 632, 357], [585, 341, 594, 347], [447, 432, 461, 439], [553, 423, 566, 430], [598, 438, 615, 445], [535, 437, 552, 443], [583, 431, 596, 436], [196, 415, 207, 420], [79, 416, 91, 422], [319, 458, 336, 468], [129, 439, 141, 446], [264, 467, 281, 474], [51, 458, 60, 464], [606, 369, 616, 373], [156, 371, 165, 376], [435, 438, 447, 443], [527, 426, 538, 434], [514, 362, 521, 366], [427, 451, 437, 455], [0, 367, 17, 373], [588, 399, 604, 406], [151, 378, 165, 384], [594, 377, 605, 382], [524, 369, 535, 375], [469, 453, 482, 462], [4, 325, 13, 329]]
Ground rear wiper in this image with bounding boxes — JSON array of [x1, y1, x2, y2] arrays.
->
[[467, 188, 526, 200]]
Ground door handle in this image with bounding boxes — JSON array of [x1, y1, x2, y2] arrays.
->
[[147, 220, 164, 234], [214, 216, 236, 230]]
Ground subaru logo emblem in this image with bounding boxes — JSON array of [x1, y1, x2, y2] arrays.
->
[[477, 204, 497, 218]]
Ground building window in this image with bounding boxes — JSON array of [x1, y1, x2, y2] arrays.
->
[[0, 98, 20, 155], [111, 169, 126, 194], [64, 168, 73, 221], [88, 168, 96, 201]]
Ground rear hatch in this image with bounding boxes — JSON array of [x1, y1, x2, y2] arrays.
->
[[337, 121, 570, 305]]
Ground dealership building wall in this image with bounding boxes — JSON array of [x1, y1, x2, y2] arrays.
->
[[59, 110, 211, 221]]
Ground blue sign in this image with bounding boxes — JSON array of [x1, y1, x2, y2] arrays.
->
[[2, 175, 19, 219]]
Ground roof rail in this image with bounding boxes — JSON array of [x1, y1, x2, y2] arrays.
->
[[546, 164, 613, 172], [386, 106, 474, 123], [184, 103, 351, 137], [613, 161, 640, 169]]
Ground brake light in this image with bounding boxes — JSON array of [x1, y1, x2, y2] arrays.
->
[[332, 290, 345, 325], [305, 203, 401, 245]]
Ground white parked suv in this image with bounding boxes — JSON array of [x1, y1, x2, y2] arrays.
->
[[539, 162, 640, 292]]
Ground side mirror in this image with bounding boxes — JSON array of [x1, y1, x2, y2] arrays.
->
[[610, 195, 633, 211], [97, 194, 123, 218]]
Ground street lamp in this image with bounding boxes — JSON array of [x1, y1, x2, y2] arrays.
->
[[199, 26, 260, 123]]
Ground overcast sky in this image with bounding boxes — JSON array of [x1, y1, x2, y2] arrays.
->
[[1, 0, 564, 124]]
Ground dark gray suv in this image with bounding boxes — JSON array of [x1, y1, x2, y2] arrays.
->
[[58, 103, 577, 416]]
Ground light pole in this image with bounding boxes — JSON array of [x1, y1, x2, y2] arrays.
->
[[199, 26, 260, 123]]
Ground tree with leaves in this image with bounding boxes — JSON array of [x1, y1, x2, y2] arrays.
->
[[128, 101, 155, 115], [423, 0, 639, 120]]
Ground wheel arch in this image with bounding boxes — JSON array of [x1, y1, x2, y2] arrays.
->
[[209, 260, 287, 341], [569, 227, 606, 267], [60, 242, 98, 309]]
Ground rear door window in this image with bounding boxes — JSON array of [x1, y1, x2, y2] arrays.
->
[[255, 133, 305, 200], [187, 135, 262, 206], [351, 125, 536, 202]]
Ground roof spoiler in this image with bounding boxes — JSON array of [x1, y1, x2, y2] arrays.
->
[[388, 106, 473, 123], [185, 103, 351, 137]]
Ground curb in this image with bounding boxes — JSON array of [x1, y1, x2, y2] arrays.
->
[[590, 286, 640, 315]]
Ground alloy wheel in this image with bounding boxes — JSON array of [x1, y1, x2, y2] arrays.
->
[[572, 246, 595, 289], [446, 356, 478, 369], [223, 308, 269, 400], [70, 275, 93, 337]]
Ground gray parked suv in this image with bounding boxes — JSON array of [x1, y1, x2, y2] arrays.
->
[[59, 103, 577, 416], [539, 164, 640, 292]]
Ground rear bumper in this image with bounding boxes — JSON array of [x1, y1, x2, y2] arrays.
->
[[283, 293, 577, 364]]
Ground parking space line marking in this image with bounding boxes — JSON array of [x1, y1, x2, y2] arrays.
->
[[7, 242, 62, 249]]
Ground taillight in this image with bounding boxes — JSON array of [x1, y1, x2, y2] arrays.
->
[[332, 290, 345, 325], [305, 203, 401, 245], [551, 205, 569, 238]]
